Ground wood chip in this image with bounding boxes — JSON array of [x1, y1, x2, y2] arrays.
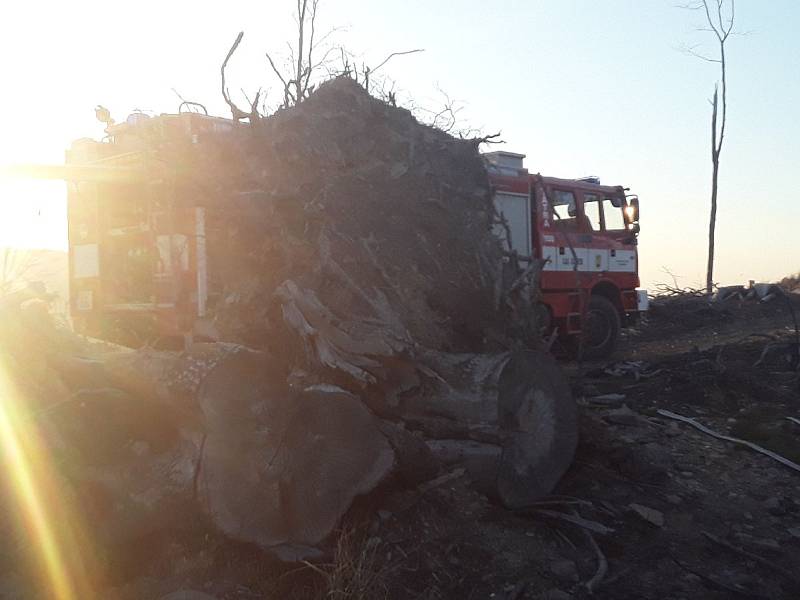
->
[[629, 503, 664, 527]]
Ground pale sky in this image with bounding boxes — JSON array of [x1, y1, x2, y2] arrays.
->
[[0, 0, 797, 290]]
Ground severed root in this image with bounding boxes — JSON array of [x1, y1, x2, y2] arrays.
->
[[583, 528, 608, 594], [657, 409, 800, 474], [701, 531, 800, 586]]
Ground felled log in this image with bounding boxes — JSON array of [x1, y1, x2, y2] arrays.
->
[[277, 279, 577, 508], [37, 313, 575, 558], [47, 342, 407, 558], [193, 350, 396, 555]]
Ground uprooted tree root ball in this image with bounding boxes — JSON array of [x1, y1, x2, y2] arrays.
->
[[0, 78, 578, 598]]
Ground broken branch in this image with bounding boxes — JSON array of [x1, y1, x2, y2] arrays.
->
[[532, 509, 615, 535], [583, 527, 608, 594], [701, 531, 800, 586], [370, 48, 425, 75], [657, 409, 800, 474], [670, 553, 768, 599], [220, 31, 252, 121]]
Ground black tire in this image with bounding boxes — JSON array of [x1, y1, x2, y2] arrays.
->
[[579, 295, 621, 360]]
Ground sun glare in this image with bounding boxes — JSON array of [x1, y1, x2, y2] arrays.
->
[[0, 360, 95, 598], [0, 180, 68, 251]]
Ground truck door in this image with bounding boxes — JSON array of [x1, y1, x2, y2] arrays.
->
[[580, 194, 609, 272], [546, 188, 592, 272], [573, 192, 637, 274], [599, 195, 637, 273]]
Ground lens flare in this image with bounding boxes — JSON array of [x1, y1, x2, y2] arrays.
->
[[0, 359, 95, 599]]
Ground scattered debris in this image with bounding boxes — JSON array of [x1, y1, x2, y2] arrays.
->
[[657, 409, 800, 474], [628, 503, 664, 527], [701, 531, 800, 586], [590, 361, 663, 380], [603, 405, 641, 426], [532, 509, 615, 535], [586, 393, 626, 405]]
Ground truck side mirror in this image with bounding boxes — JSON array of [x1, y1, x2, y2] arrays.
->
[[626, 198, 639, 223]]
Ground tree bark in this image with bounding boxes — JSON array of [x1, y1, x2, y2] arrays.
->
[[698, 1, 733, 294], [707, 87, 719, 295]]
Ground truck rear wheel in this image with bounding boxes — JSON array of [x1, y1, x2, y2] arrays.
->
[[579, 295, 621, 360]]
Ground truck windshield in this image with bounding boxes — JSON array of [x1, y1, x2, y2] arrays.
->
[[585, 194, 626, 231], [604, 199, 626, 230]]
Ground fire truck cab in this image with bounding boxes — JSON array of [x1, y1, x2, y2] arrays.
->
[[486, 151, 647, 359]]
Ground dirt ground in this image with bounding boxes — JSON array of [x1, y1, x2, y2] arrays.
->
[[101, 292, 800, 600]]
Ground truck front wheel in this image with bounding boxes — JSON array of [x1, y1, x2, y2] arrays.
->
[[579, 295, 621, 360]]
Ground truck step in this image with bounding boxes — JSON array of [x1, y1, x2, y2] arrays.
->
[[566, 311, 582, 334]]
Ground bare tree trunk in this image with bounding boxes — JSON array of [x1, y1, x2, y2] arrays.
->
[[707, 87, 719, 294], [295, 0, 307, 103], [694, 0, 733, 295], [706, 163, 718, 294]]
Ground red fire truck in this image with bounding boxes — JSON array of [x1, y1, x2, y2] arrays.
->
[[4, 114, 646, 358], [486, 151, 647, 358]]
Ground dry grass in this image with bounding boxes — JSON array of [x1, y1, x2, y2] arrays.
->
[[302, 525, 390, 600]]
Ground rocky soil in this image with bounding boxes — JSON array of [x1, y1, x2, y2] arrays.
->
[[93, 291, 799, 600]]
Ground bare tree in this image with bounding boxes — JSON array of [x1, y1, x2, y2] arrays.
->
[[221, 0, 430, 118], [266, 0, 345, 107], [682, 0, 736, 294], [220, 1, 342, 116], [362, 49, 424, 96], [220, 0, 478, 145], [221, 32, 262, 121]]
